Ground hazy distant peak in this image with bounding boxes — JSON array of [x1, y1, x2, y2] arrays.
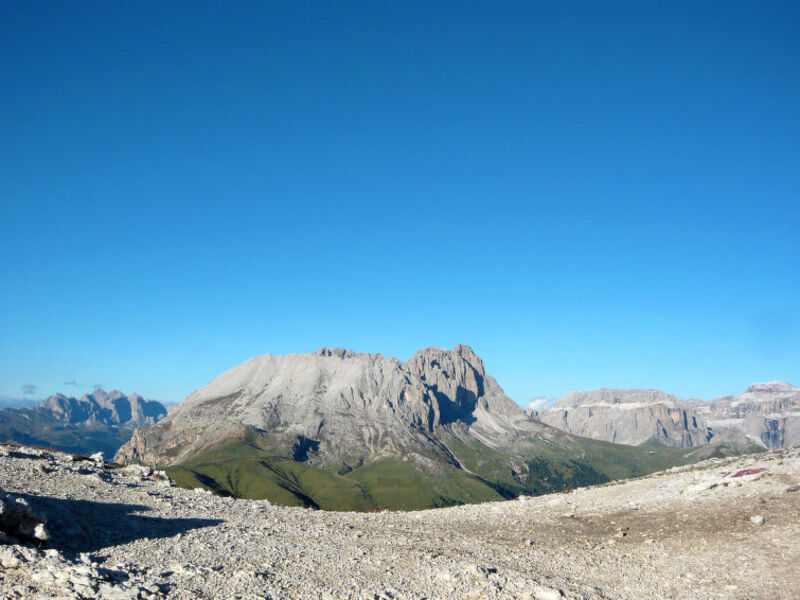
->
[[536, 381, 800, 451], [526, 396, 554, 411], [0, 388, 168, 457], [553, 388, 680, 409], [535, 387, 708, 448], [37, 390, 167, 427], [744, 381, 798, 394]]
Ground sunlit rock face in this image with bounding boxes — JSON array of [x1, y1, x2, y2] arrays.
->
[[700, 381, 800, 450], [116, 344, 556, 469], [531, 381, 800, 450], [41, 389, 166, 427], [531, 389, 711, 448]]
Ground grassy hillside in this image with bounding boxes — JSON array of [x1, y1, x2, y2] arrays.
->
[[168, 439, 375, 510], [347, 458, 504, 510], [165, 426, 764, 511], [166, 437, 505, 511]]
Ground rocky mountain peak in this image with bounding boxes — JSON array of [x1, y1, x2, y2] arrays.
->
[[0, 390, 168, 457], [453, 342, 482, 361], [312, 347, 360, 359], [406, 344, 486, 377], [400, 345, 488, 427], [36, 390, 166, 427], [745, 381, 799, 395], [42, 394, 68, 410]]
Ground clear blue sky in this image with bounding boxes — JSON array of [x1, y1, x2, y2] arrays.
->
[[1, 2, 798, 405]]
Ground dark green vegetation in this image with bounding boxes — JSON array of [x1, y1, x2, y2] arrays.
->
[[165, 426, 765, 511], [167, 434, 506, 511]]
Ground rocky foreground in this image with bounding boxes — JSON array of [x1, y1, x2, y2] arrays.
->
[[0, 444, 798, 600]]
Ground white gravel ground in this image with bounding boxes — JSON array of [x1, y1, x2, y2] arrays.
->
[[0, 443, 798, 600]]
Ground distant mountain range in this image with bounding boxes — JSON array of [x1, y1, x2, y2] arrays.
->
[[700, 381, 800, 449], [0, 389, 167, 457], [0, 396, 41, 409], [116, 345, 762, 510], [530, 381, 800, 450]]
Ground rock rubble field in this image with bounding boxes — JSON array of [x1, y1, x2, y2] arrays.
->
[[0, 443, 798, 600]]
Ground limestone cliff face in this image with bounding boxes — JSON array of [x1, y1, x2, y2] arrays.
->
[[41, 389, 166, 427], [531, 389, 711, 448], [699, 381, 800, 450], [116, 345, 554, 469], [531, 381, 800, 450]]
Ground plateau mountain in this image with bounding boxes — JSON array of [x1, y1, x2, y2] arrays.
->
[[700, 381, 800, 449], [532, 381, 800, 451], [529, 389, 710, 448]]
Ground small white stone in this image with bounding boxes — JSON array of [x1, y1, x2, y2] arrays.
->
[[33, 522, 49, 541], [533, 585, 565, 600]]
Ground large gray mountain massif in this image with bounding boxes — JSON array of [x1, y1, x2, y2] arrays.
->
[[0, 389, 167, 457], [118, 345, 529, 470], [532, 381, 800, 451], [116, 345, 759, 510]]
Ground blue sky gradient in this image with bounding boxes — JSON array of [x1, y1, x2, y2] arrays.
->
[[1, 2, 798, 405]]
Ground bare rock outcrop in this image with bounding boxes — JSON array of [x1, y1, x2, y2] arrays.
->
[[699, 380, 800, 449], [531, 389, 710, 448], [531, 381, 800, 450]]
